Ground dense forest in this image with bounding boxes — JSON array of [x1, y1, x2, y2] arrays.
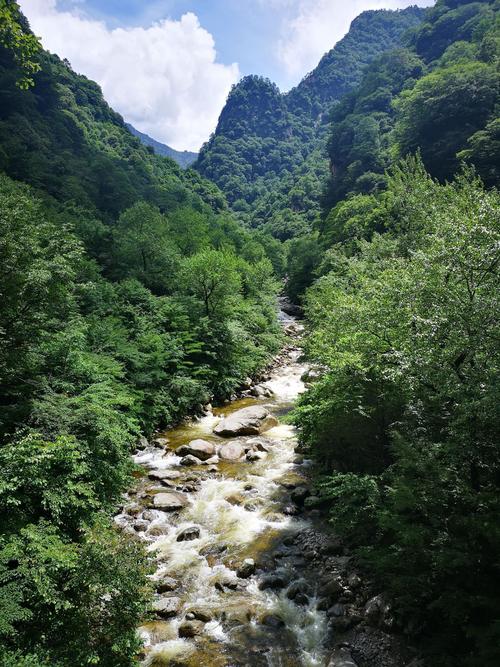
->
[[0, 0, 499, 665], [0, 3, 283, 664], [289, 1, 500, 665]]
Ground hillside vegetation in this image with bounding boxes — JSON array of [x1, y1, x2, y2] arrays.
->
[[195, 7, 425, 240], [292, 1, 500, 665], [0, 4, 282, 664]]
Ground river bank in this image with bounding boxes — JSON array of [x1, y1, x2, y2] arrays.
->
[[116, 308, 419, 667]]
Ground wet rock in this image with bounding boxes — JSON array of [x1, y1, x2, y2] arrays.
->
[[258, 573, 287, 590], [323, 578, 344, 601], [133, 520, 149, 532], [177, 439, 215, 461], [322, 537, 343, 556], [152, 437, 169, 447], [237, 558, 255, 579], [214, 406, 278, 437], [246, 450, 265, 462], [137, 436, 149, 450], [327, 647, 358, 667], [215, 577, 238, 592], [176, 526, 200, 542], [281, 480, 301, 490], [290, 486, 310, 505], [226, 493, 245, 505], [124, 504, 142, 517], [219, 441, 245, 461], [207, 465, 218, 473], [348, 573, 361, 590], [251, 439, 270, 453], [327, 603, 345, 618], [187, 609, 212, 623], [178, 620, 204, 638], [180, 454, 202, 467], [286, 579, 311, 603], [261, 613, 285, 628], [283, 534, 297, 546], [156, 576, 177, 593], [152, 596, 180, 619], [364, 594, 391, 627], [152, 491, 189, 511], [294, 455, 304, 465], [148, 469, 181, 482], [203, 455, 219, 465]]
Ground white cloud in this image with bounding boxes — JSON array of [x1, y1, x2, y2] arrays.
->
[[277, 0, 435, 83], [19, 0, 240, 151]]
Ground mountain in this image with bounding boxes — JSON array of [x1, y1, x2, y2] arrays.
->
[[125, 122, 198, 168], [195, 6, 426, 239], [322, 0, 500, 213]]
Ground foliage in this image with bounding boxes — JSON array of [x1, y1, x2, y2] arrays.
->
[[295, 160, 500, 665], [0, 9, 282, 664], [323, 0, 499, 210], [0, 0, 40, 88]]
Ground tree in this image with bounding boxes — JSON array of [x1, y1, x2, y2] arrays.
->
[[181, 249, 241, 318], [0, 0, 40, 88]]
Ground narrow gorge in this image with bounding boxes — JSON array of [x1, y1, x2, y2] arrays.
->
[[117, 307, 414, 667]]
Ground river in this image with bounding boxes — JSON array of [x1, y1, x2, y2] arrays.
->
[[115, 309, 351, 666]]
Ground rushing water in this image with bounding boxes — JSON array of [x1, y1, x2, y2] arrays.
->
[[116, 312, 330, 667]]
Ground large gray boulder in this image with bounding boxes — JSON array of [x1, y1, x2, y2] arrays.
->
[[152, 596, 180, 619], [214, 406, 278, 437], [148, 469, 181, 482], [218, 441, 245, 461], [177, 439, 215, 461], [153, 491, 189, 511]]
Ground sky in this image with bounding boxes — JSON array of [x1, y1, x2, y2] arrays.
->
[[19, 0, 435, 152]]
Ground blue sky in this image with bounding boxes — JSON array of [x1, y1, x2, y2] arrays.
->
[[57, 0, 313, 90], [21, 1, 435, 150]]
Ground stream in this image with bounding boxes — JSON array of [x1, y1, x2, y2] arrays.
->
[[115, 309, 339, 667]]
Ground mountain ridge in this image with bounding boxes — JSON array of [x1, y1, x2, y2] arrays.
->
[[194, 6, 426, 238], [125, 122, 198, 168]]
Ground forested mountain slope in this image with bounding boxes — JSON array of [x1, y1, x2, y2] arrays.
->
[[125, 122, 198, 168], [289, 1, 500, 665], [0, 6, 283, 665], [195, 7, 425, 239]]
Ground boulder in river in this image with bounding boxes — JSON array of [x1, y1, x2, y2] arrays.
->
[[152, 596, 180, 619], [261, 613, 285, 628], [152, 437, 169, 447], [179, 454, 201, 466], [246, 450, 265, 462], [176, 526, 200, 542], [148, 469, 181, 482], [178, 620, 204, 637], [152, 491, 189, 511], [258, 573, 288, 590], [327, 647, 358, 667], [236, 558, 255, 579], [214, 406, 278, 437], [218, 441, 245, 461], [186, 609, 212, 623], [156, 576, 177, 593], [177, 439, 215, 461], [291, 486, 311, 505]]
